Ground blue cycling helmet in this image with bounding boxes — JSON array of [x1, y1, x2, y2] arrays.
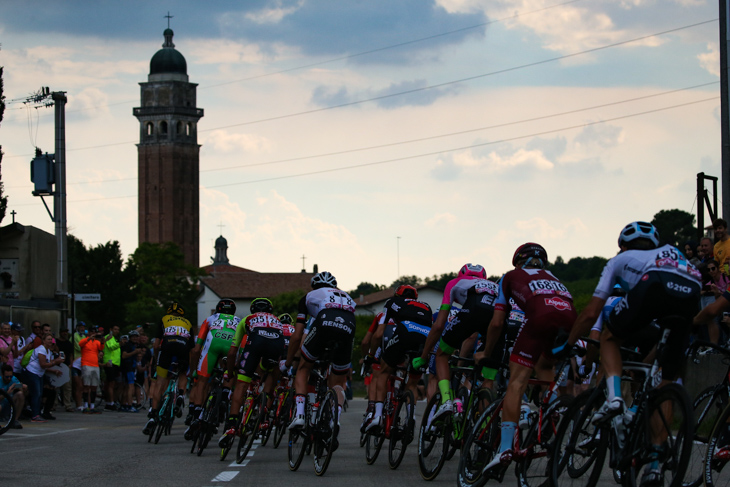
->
[[618, 221, 659, 249]]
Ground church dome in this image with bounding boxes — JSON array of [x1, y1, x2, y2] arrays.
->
[[215, 235, 227, 247], [150, 28, 187, 75]]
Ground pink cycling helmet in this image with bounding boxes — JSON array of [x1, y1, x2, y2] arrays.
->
[[459, 263, 486, 279]]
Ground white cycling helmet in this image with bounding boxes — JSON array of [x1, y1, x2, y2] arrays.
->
[[311, 271, 337, 289], [618, 221, 660, 249]]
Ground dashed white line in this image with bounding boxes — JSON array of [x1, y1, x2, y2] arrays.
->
[[211, 471, 239, 482], [0, 428, 88, 441]]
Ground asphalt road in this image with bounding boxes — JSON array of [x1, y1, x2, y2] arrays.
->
[[1, 398, 701, 487]]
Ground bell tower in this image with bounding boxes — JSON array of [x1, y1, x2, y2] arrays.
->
[[133, 27, 203, 267]]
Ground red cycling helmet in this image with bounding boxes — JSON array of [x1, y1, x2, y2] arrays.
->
[[395, 284, 418, 299], [512, 243, 548, 268], [459, 263, 486, 279]]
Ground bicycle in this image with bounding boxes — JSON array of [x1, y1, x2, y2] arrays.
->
[[271, 375, 294, 449], [190, 360, 228, 457], [457, 346, 577, 487], [0, 388, 15, 436], [233, 372, 268, 464], [550, 317, 693, 487], [418, 355, 493, 480], [363, 351, 418, 469], [148, 366, 180, 444], [288, 354, 340, 476]]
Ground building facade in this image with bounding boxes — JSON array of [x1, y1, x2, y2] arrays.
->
[[134, 28, 203, 267]]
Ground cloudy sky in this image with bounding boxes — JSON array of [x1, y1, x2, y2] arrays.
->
[[0, 0, 722, 291]]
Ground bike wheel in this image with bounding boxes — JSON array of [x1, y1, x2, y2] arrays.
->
[[197, 392, 221, 457], [705, 400, 730, 487], [154, 418, 166, 444], [516, 394, 573, 487], [550, 387, 607, 487], [457, 398, 503, 487], [273, 391, 292, 449], [260, 398, 274, 447], [623, 383, 693, 487], [0, 389, 15, 436], [289, 424, 309, 471], [237, 393, 266, 463], [684, 386, 727, 487], [389, 389, 415, 469], [365, 427, 386, 465], [134, 382, 147, 409], [220, 412, 242, 462], [418, 393, 451, 481], [314, 389, 338, 476]]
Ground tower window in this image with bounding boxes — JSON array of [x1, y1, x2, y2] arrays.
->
[[176, 121, 183, 135], [186, 123, 192, 136], [160, 121, 168, 135], [146, 122, 154, 136]]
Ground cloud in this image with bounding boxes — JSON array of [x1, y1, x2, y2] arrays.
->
[[574, 124, 624, 149], [68, 88, 110, 119], [698, 42, 720, 77], [202, 130, 272, 154], [425, 212, 458, 228], [244, 0, 304, 24], [525, 136, 567, 160], [513, 217, 589, 241], [310, 79, 461, 109]]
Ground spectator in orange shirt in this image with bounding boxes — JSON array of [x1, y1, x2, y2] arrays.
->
[[78, 327, 108, 413]]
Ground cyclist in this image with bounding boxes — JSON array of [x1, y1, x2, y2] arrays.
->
[[480, 243, 577, 473], [360, 309, 388, 431], [219, 298, 284, 448], [564, 222, 701, 486], [414, 263, 499, 419], [366, 284, 432, 432], [185, 298, 240, 430], [285, 271, 356, 433], [143, 302, 194, 435]]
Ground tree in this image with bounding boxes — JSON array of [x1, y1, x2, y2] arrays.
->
[[425, 272, 458, 290], [68, 235, 133, 327], [271, 289, 308, 318], [0, 66, 7, 225], [125, 242, 203, 330], [548, 256, 608, 281], [349, 281, 386, 297], [391, 275, 423, 288], [651, 209, 697, 247]]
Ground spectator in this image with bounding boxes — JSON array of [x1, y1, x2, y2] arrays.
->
[[23, 333, 63, 422], [72, 322, 86, 411], [55, 328, 74, 412], [11, 324, 26, 378], [699, 237, 714, 263], [120, 330, 139, 412], [135, 345, 151, 409], [684, 241, 701, 267], [714, 218, 730, 276], [0, 363, 25, 429], [78, 327, 107, 414], [101, 325, 121, 411], [0, 322, 17, 366]]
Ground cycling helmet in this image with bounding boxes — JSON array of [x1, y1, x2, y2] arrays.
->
[[129, 330, 139, 337], [459, 264, 487, 279], [250, 297, 274, 314], [166, 302, 185, 316], [512, 243, 548, 268], [618, 221, 659, 249], [311, 271, 337, 289], [395, 284, 418, 299], [278, 313, 293, 325], [216, 298, 236, 315]]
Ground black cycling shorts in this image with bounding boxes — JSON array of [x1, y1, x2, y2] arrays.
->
[[238, 329, 285, 379], [374, 323, 396, 360], [300, 308, 356, 375], [607, 271, 700, 380], [441, 304, 495, 351], [157, 341, 190, 374], [381, 321, 430, 369]]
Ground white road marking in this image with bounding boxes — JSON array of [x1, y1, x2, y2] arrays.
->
[[228, 459, 249, 467], [4, 446, 50, 454], [211, 471, 239, 482]]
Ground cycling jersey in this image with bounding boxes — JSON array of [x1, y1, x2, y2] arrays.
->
[[496, 268, 577, 368], [233, 312, 284, 347], [381, 296, 433, 368], [157, 314, 194, 377], [440, 275, 498, 311], [297, 287, 357, 374], [440, 278, 499, 353], [159, 314, 194, 347], [593, 244, 701, 299], [197, 313, 241, 378], [232, 312, 284, 382]]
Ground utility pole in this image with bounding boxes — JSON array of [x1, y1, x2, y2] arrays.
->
[[28, 88, 68, 330], [720, 0, 730, 220]]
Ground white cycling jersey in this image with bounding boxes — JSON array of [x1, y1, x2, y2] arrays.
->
[[593, 244, 701, 300], [297, 287, 356, 324]]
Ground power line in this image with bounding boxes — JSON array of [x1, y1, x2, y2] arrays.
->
[[8, 95, 718, 205], [8, 80, 715, 189], [4, 19, 717, 161]]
